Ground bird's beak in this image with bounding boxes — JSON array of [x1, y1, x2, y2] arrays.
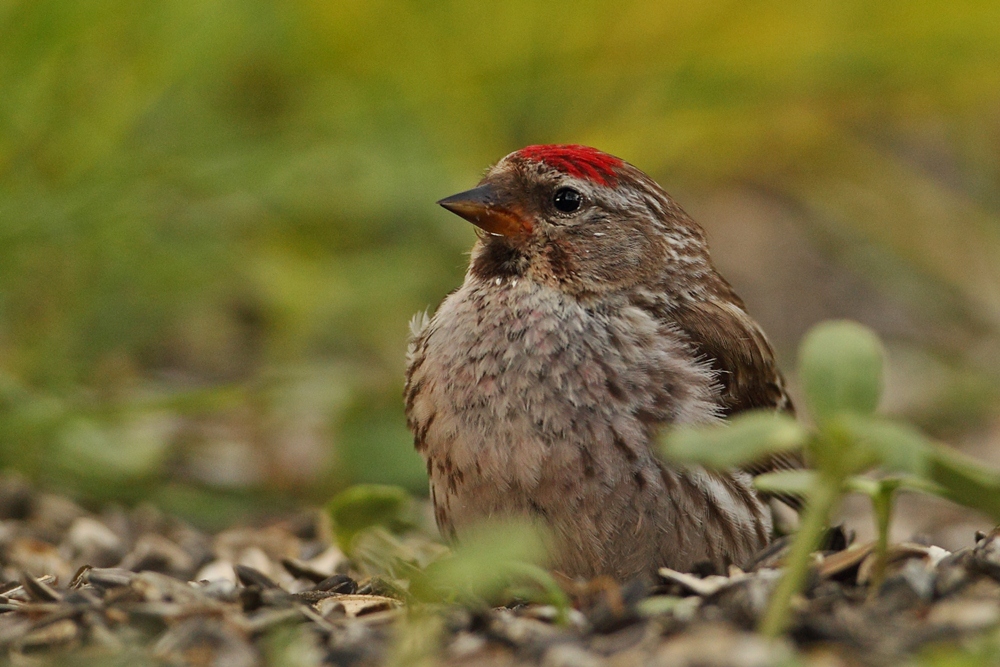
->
[[437, 184, 533, 237]]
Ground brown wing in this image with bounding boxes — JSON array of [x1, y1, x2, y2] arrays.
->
[[669, 295, 805, 507], [669, 297, 791, 417]]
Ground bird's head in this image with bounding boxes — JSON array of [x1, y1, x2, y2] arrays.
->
[[438, 144, 712, 295]]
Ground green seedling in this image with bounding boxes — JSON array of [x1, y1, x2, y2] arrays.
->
[[326, 483, 414, 556], [663, 320, 1000, 637], [411, 519, 569, 616], [328, 484, 569, 617], [397, 519, 568, 666]]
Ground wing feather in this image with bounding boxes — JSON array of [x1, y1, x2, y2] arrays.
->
[[668, 295, 805, 508]]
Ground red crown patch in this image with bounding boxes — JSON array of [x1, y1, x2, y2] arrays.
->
[[517, 145, 624, 187]]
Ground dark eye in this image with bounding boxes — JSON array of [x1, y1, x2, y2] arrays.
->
[[553, 187, 583, 213]]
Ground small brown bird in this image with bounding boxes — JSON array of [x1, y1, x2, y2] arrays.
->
[[405, 145, 793, 581]]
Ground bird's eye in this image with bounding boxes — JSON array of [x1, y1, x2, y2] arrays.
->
[[553, 187, 583, 213]]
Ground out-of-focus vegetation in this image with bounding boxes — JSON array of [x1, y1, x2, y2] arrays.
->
[[2, 1, 1000, 525], [666, 320, 1000, 636]]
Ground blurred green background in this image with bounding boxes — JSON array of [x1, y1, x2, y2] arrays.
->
[[2, 0, 1000, 528]]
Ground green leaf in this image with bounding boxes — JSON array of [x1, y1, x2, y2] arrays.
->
[[638, 595, 688, 617], [349, 527, 438, 582], [412, 519, 549, 604], [503, 562, 573, 624], [662, 411, 807, 468], [837, 415, 931, 476], [927, 445, 1000, 521], [753, 469, 818, 496], [799, 320, 884, 422], [844, 474, 942, 498], [843, 475, 881, 497], [326, 484, 413, 554]]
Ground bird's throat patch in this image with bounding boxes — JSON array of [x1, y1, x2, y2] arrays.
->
[[471, 240, 527, 281]]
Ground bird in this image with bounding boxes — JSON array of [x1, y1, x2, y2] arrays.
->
[[404, 144, 795, 581]]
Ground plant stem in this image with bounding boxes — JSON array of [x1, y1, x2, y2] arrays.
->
[[759, 475, 840, 638], [867, 484, 895, 598]]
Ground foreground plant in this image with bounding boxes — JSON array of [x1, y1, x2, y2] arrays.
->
[[323, 483, 552, 622], [664, 319, 1000, 637], [328, 485, 570, 664]]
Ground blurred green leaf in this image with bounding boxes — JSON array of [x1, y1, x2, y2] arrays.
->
[[843, 475, 881, 497], [326, 484, 413, 554], [753, 469, 818, 496], [800, 321, 884, 423], [837, 415, 931, 476], [927, 444, 1000, 521], [503, 562, 573, 625], [412, 519, 549, 604], [350, 527, 446, 583], [637, 595, 689, 618], [662, 411, 807, 468], [844, 474, 943, 498]]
